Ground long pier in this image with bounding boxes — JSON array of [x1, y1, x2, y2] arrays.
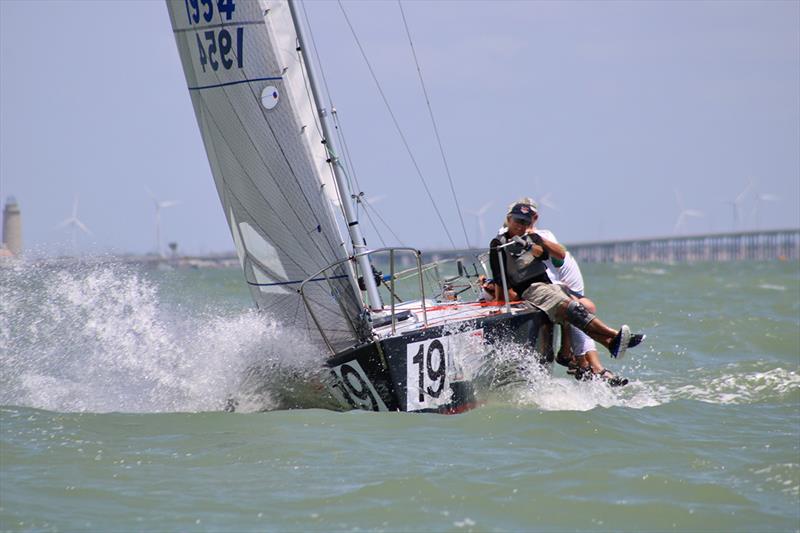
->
[[567, 228, 799, 263], [7, 230, 795, 268], [424, 229, 799, 265]]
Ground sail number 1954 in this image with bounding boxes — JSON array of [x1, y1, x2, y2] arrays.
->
[[195, 29, 243, 72], [184, 0, 244, 73], [184, 0, 235, 24]]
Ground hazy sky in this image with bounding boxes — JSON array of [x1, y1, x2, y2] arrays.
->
[[1, 0, 798, 255]]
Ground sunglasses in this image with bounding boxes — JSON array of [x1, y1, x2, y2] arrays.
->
[[510, 216, 531, 224]]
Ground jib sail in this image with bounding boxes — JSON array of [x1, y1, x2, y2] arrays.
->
[[166, 0, 364, 352]]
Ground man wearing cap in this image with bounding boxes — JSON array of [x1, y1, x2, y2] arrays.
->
[[484, 200, 644, 360], [513, 198, 628, 385]]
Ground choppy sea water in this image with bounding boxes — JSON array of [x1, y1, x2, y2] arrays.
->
[[1, 259, 798, 532]]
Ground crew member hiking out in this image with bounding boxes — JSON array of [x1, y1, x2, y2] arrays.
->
[[484, 202, 645, 359], [513, 197, 628, 386]]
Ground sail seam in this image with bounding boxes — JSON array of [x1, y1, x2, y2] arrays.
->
[[203, 111, 328, 274], [207, 63, 347, 274], [172, 20, 264, 33]]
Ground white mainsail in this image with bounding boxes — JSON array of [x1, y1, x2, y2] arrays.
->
[[166, 0, 365, 351]]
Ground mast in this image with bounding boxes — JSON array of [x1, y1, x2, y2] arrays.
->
[[288, 0, 383, 312]]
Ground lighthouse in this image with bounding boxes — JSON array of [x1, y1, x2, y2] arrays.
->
[[2, 196, 22, 257]]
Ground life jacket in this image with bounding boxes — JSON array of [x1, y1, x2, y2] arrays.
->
[[497, 233, 548, 287]]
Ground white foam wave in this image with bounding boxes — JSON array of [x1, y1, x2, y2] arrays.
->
[[492, 365, 799, 411], [475, 342, 661, 411], [478, 341, 799, 411], [661, 367, 800, 405], [633, 267, 669, 276], [0, 262, 330, 413], [757, 283, 787, 292]]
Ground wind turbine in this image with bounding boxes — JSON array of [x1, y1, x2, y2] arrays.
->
[[56, 195, 92, 256], [537, 191, 559, 212], [466, 202, 493, 247], [748, 181, 779, 229], [721, 180, 752, 231], [357, 193, 387, 207], [145, 187, 180, 257], [532, 177, 559, 213], [673, 189, 704, 234]]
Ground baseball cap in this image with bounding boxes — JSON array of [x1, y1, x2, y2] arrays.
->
[[507, 202, 534, 223]]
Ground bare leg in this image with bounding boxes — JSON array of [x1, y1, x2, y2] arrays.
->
[[557, 324, 575, 366], [554, 300, 618, 349], [537, 320, 554, 365], [583, 317, 618, 348], [577, 350, 604, 372], [578, 297, 596, 314]]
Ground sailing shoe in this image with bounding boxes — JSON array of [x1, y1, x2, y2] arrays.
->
[[629, 333, 646, 349], [573, 365, 593, 381], [598, 369, 628, 387], [609, 325, 631, 359], [556, 352, 575, 368], [573, 366, 628, 387], [565, 361, 580, 376]]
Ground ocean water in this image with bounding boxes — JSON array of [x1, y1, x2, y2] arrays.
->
[[1, 259, 798, 532]]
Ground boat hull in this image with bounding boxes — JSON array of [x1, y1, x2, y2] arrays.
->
[[326, 308, 549, 413]]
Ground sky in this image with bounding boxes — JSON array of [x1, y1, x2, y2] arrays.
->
[[1, 0, 798, 256]]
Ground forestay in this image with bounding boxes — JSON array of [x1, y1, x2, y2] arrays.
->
[[166, 0, 365, 352]]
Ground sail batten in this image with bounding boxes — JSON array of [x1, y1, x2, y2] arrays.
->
[[167, 0, 364, 351]]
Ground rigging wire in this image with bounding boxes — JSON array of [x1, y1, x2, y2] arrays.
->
[[298, 1, 357, 187], [330, 108, 396, 247], [358, 197, 387, 247], [299, 0, 390, 246], [336, 0, 457, 249], [397, 0, 470, 250], [294, 5, 349, 208], [295, 2, 372, 253], [294, 47, 352, 247], [361, 196, 407, 247]]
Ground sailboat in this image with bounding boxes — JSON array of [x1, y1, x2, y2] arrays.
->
[[166, 0, 549, 413]]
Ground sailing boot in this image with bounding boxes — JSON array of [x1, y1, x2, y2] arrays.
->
[[609, 325, 646, 359]]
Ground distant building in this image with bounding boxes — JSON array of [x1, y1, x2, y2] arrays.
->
[[2, 196, 22, 256]]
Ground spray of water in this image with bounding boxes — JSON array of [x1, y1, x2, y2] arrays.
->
[[2, 261, 794, 414], [0, 261, 335, 413], [473, 332, 799, 411], [472, 338, 660, 411]]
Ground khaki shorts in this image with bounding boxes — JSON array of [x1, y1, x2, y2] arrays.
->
[[521, 283, 572, 323]]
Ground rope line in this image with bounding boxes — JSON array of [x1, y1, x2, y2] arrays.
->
[[337, 0, 457, 249], [361, 196, 407, 247], [397, 0, 470, 250], [298, 2, 390, 251]]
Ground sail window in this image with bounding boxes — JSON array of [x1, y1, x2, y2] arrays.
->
[[238, 221, 288, 278], [261, 86, 280, 109]]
